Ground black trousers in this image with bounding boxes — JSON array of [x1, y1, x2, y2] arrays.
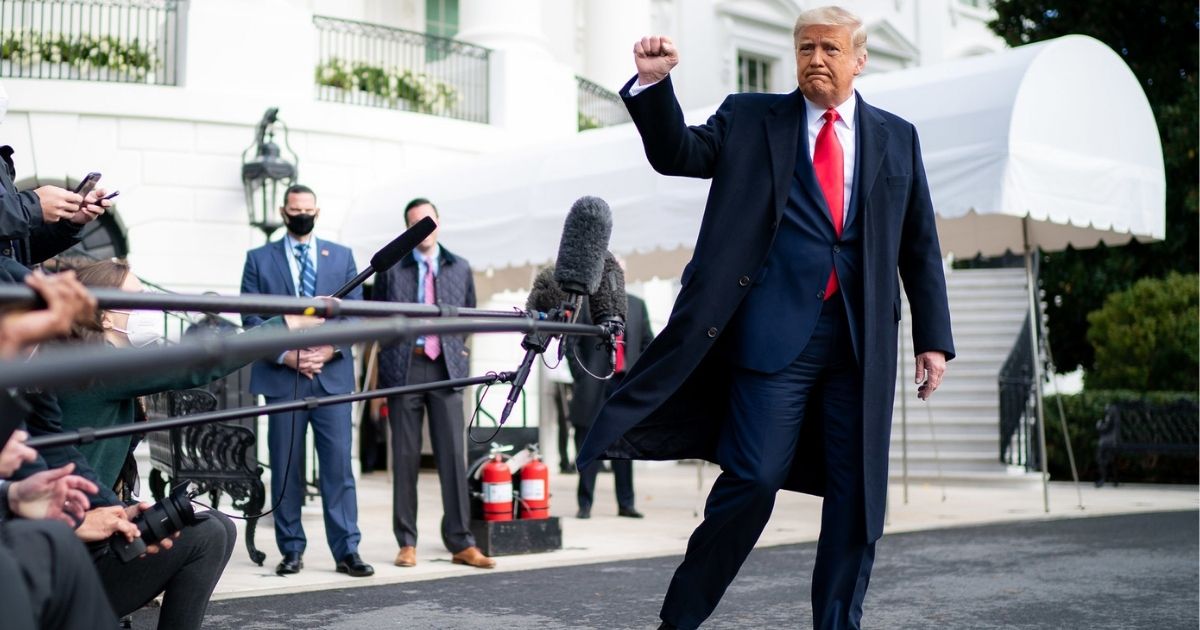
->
[[389, 353, 475, 553], [0, 518, 116, 630], [661, 299, 875, 630], [93, 510, 236, 630], [574, 374, 635, 511]]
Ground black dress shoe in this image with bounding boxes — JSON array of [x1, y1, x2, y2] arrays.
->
[[336, 552, 375, 577], [618, 506, 644, 519], [576, 506, 591, 519], [275, 552, 303, 575]]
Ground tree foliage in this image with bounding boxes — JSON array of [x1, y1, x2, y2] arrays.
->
[[1085, 273, 1198, 391], [988, 1, 1199, 372]]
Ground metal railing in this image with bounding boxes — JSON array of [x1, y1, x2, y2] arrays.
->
[[998, 256, 1045, 472], [998, 313, 1037, 469], [576, 75, 629, 131], [0, 0, 183, 85], [313, 15, 490, 123]]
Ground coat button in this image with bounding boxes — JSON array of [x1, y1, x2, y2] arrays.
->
[[1, 248, 9, 256], [738, 275, 750, 287], [816, 290, 825, 299], [706, 327, 718, 338], [833, 244, 841, 253]]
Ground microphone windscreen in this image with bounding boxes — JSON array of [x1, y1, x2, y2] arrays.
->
[[554, 196, 611, 295], [588, 252, 627, 323], [370, 216, 437, 272], [526, 265, 569, 313]]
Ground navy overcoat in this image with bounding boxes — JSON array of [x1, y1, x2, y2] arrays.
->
[[577, 76, 954, 542]]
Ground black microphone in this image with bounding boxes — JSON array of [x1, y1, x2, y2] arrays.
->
[[498, 266, 571, 425], [525, 265, 570, 316], [554, 196, 611, 298], [330, 216, 437, 299], [589, 252, 628, 374]]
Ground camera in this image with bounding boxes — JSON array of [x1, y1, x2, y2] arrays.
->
[[110, 483, 198, 563]]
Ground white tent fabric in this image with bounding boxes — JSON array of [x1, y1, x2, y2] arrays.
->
[[342, 35, 1164, 271]]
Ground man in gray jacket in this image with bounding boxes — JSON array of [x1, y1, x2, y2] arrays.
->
[[372, 198, 494, 570]]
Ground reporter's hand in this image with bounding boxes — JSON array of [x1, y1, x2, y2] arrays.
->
[[124, 502, 179, 554], [76, 505, 139, 543], [33, 185, 83, 223], [7, 463, 97, 524], [0, 430, 37, 477], [70, 186, 110, 225], [0, 271, 98, 357], [634, 35, 679, 85]]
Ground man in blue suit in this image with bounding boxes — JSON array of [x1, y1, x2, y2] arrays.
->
[[577, 7, 954, 629], [240, 184, 373, 578]]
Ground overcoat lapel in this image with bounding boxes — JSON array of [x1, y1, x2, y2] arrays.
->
[[764, 90, 804, 227], [844, 94, 890, 231]]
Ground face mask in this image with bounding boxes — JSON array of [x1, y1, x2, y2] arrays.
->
[[284, 213, 315, 236], [110, 310, 165, 348]]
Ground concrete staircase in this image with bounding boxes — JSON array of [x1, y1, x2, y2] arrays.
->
[[890, 267, 1040, 485]]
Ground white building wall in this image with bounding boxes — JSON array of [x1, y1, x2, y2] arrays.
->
[[0, 0, 1003, 450]]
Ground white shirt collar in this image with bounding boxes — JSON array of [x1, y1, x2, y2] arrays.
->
[[802, 91, 857, 131]]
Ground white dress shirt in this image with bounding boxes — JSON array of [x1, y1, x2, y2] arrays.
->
[[283, 233, 319, 297]]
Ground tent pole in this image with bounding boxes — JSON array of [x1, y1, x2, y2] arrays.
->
[[1023, 218, 1051, 513], [899, 301, 910, 504]]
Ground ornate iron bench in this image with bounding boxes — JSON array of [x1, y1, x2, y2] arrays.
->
[[146, 387, 267, 565], [1095, 399, 1199, 487]]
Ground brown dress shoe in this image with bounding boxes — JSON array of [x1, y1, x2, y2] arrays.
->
[[394, 546, 416, 568], [451, 546, 496, 569]]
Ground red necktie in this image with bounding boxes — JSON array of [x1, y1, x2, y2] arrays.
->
[[813, 108, 844, 300], [614, 332, 626, 374]]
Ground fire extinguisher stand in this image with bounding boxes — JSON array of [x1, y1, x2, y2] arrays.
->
[[467, 392, 562, 557]]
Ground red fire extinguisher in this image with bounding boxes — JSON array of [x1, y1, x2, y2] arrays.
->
[[518, 450, 550, 520], [481, 454, 513, 521]]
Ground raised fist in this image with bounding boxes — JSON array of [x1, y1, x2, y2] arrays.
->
[[634, 35, 679, 86]]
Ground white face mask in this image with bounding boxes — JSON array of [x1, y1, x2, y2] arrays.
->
[[109, 310, 165, 348], [0, 82, 8, 126]]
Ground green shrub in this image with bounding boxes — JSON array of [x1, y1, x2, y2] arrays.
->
[[1085, 273, 1198, 391], [1044, 389, 1198, 484]]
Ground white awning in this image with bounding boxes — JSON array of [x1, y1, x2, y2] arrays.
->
[[343, 34, 1164, 273]]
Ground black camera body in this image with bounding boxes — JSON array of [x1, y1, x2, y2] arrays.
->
[[110, 483, 198, 564]]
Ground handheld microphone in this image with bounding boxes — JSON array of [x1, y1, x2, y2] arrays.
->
[[330, 216, 437, 299], [589, 252, 628, 374]]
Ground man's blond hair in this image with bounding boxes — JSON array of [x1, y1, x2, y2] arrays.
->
[[793, 6, 867, 53]]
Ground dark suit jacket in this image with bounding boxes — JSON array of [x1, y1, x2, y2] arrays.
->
[[240, 237, 361, 397], [577, 76, 954, 542], [567, 293, 654, 430], [372, 246, 475, 387]]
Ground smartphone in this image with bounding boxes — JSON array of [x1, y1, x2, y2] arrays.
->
[[100, 190, 120, 201], [72, 171, 101, 199]]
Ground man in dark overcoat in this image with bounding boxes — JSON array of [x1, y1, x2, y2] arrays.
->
[[576, 6, 954, 629]]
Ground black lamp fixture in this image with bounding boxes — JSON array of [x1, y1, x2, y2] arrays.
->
[[241, 107, 299, 238]]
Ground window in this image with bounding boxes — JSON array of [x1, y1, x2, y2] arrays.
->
[[737, 52, 773, 94], [425, 0, 458, 39], [425, 0, 459, 62]]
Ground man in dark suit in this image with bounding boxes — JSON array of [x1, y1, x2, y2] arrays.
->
[[240, 184, 373, 578], [577, 7, 954, 629], [568, 288, 653, 520], [372, 198, 494, 570]]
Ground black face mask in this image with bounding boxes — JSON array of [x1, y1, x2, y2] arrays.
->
[[284, 213, 315, 236]]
